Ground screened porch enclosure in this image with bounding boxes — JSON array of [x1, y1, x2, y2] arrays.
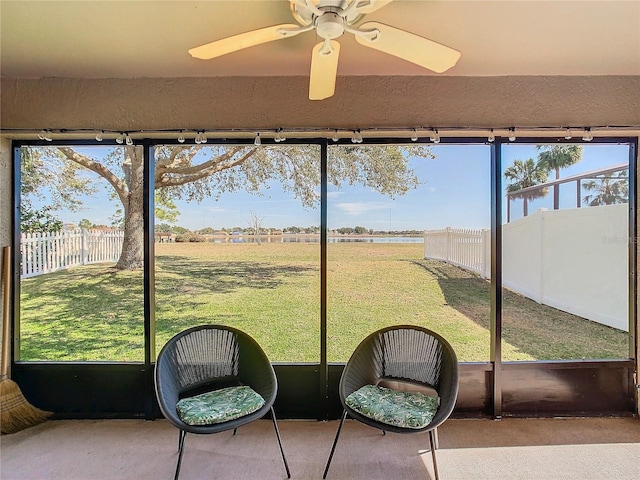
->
[[9, 137, 637, 419]]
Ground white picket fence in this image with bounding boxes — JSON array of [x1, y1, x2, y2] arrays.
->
[[20, 229, 124, 278], [424, 227, 490, 278]]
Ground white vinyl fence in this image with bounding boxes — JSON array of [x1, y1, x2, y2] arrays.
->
[[20, 229, 124, 278], [424, 205, 628, 331]]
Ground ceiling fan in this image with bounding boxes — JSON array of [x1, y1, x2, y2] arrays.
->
[[188, 0, 461, 101]]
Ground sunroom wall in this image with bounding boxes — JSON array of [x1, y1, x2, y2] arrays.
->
[[1, 76, 639, 131]]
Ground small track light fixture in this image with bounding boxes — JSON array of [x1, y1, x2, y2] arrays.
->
[[95, 131, 104, 142], [508, 128, 517, 142], [411, 129, 418, 142], [195, 131, 208, 144], [38, 129, 52, 141], [564, 128, 572, 140], [274, 128, 286, 143], [582, 128, 593, 141], [177, 131, 185, 143], [332, 130, 339, 142], [487, 129, 495, 142], [430, 129, 440, 144], [254, 133, 261, 146], [116, 132, 125, 144], [125, 133, 133, 146]]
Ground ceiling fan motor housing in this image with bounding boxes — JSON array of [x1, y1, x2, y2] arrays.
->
[[315, 12, 345, 40]]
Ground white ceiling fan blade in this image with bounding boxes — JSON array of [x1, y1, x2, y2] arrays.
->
[[355, 22, 461, 73], [309, 41, 340, 101], [189, 24, 299, 60], [356, 0, 395, 14]]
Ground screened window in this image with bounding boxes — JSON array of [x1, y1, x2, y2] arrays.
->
[[18, 145, 144, 361], [327, 143, 492, 362], [152, 144, 321, 362], [501, 142, 631, 360]]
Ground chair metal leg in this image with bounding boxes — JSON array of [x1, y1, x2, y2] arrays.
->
[[429, 429, 439, 480], [433, 427, 439, 449], [270, 407, 291, 478], [174, 430, 187, 480], [323, 409, 348, 479], [233, 428, 238, 436]]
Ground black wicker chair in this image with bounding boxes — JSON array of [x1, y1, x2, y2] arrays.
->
[[323, 325, 459, 480], [155, 325, 290, 480]]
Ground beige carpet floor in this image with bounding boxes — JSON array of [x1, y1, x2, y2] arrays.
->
[[1, 417, 639, 480]]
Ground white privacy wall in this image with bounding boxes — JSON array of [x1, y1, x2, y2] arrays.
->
[[502, 204, 629, 332]]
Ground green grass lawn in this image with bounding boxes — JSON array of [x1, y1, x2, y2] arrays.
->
[[18, 242, 629, 362]]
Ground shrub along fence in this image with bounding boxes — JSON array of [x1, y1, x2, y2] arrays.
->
[[20, 229, 124, 278]]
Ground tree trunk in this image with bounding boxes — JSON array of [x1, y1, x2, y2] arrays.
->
[[115, 194, 144, 269], [115, 146, 145, 270]]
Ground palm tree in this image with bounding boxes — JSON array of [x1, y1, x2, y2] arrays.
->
[[504, 158, 549, 218], [536, 145, 583, 209], [582, 170, 629, 206]]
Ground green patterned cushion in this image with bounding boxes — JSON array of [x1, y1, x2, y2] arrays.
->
[[176, 386, 265, 426], [345, 384, 439, 429]]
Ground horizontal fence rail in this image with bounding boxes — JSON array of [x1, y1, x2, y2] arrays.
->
[[20, 229, 124, 278]]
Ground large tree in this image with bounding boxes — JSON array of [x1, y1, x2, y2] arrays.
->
[[22, 144, 433, 269], [504, 158, 549, 218], [536, 145, 583, 209]]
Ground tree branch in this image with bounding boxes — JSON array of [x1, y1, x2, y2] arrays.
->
[[57, 147, 129, 204], [156, 145, 203, 171], [157, 147, 258, 187]]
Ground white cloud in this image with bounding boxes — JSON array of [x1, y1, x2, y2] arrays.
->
[[335, 202, 391, 216], [205, 207, 226, 213]]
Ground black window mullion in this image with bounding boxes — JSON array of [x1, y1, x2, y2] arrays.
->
[[143, 141, 156, 418], [490, 139, 503, 418]]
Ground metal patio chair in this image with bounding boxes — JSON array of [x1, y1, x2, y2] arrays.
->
[[323, 325, 459, 480], [155, 325, 290, 480]]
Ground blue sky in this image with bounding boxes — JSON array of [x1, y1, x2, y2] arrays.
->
[[35, 142, 631, 232]]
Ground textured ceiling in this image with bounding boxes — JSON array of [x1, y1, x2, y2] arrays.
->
[[1, 0, 639, 79]]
